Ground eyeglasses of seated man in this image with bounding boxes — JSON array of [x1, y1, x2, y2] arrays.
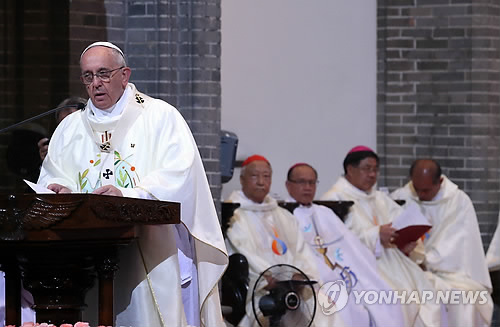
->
[[286, 165, 318, 205], [288, 179, 319, 186], [346, 157, 379, 192], [356, 164, 379, 174], [241, 161, 272, 203]]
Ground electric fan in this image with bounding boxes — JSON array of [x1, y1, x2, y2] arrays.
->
[[251, 264, 317, 327]]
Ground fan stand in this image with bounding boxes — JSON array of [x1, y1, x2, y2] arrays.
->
[[252, 264, 316, 327], [268, 289, 299, 327], [269, 315, 281, 327]]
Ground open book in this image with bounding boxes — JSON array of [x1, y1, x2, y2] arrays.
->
[[391, 202, 431, 250]]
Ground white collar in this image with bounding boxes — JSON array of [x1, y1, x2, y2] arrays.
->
[[88, 84, 132, 121], [230, 190, 279, 212]]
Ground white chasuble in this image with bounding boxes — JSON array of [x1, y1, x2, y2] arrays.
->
[[0, 276, 36, 326], [487, 212, 500, 272], [321, 177, 443, 327], [292, 203, 405, 327], [38, 83, 228, 327], [392, 176, 493, 327], [225, 191, 345, 327]]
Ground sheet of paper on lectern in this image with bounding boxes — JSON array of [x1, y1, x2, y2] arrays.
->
[[24, 179, 55, 194]]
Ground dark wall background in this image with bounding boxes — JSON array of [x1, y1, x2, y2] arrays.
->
[[2, 0, 497, 248], [0, 0, 222, 200], [377, 0, 500, 249]]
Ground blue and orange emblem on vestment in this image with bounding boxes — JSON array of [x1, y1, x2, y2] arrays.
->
[[421, 228, 431, 242], [271, 227, 287, 255]]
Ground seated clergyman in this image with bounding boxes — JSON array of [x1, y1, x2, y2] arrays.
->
[[321, 146, 445, 327], [285, 162, 405, 327], [225, 155, 347, 326], [391, 159, 493, 326]]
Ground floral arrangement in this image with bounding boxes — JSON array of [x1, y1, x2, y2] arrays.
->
[[6, 323, 112, 327]]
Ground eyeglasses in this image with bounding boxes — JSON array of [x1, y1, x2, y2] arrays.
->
[[249, 173, 271, 181], [288, 179, 319, 186], [80, 66, 124, 85], [357, 165, 379, 174]]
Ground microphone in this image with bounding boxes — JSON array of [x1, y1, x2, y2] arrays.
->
[[0, 103, 86, 134]]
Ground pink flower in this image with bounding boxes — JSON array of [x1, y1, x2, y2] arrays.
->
[[6, 322, 97, 327]]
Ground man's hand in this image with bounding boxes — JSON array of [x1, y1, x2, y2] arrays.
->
[[401, 241, 417, 256], [38, 138, 49, 161], [379, 223, 397, 248], [48, 183, 72, 194], [92, 185, 123, 196]]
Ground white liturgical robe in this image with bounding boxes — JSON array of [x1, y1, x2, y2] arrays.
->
[[392, 175, 493, 327], [38, 83, 228, 327], [487, 212, 500, 271], [0, 278, 35, 327], [321, 177, 443, 327], [225, 191, 345, 327], [292, 203, 405, 327]]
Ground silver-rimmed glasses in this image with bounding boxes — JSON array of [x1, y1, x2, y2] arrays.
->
[[80, 66, 124, 85]]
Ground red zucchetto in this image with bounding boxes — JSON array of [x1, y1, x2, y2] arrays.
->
[[242, 155, 270, 167]]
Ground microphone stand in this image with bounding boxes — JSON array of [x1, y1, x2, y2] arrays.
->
[[0, 103, 85, 134]]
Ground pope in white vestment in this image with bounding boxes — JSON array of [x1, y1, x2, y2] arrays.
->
[[37, 42, 228, 327], [321, 146, 443, 327], [225, 156, 345, 327], [391, 160, 493, 326]]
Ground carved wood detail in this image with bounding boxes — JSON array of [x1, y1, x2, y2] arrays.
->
[[0, 193, 180, 326]]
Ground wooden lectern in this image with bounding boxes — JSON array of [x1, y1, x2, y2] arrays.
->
[[0, 193, 180, 326]]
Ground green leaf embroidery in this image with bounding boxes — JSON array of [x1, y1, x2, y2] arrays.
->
[[94, 159, 101, 166], [116, 178, 123, 187], [125, 170, 134, 187], [81, 169, 89, 179], [81, 180, 87, 189]]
